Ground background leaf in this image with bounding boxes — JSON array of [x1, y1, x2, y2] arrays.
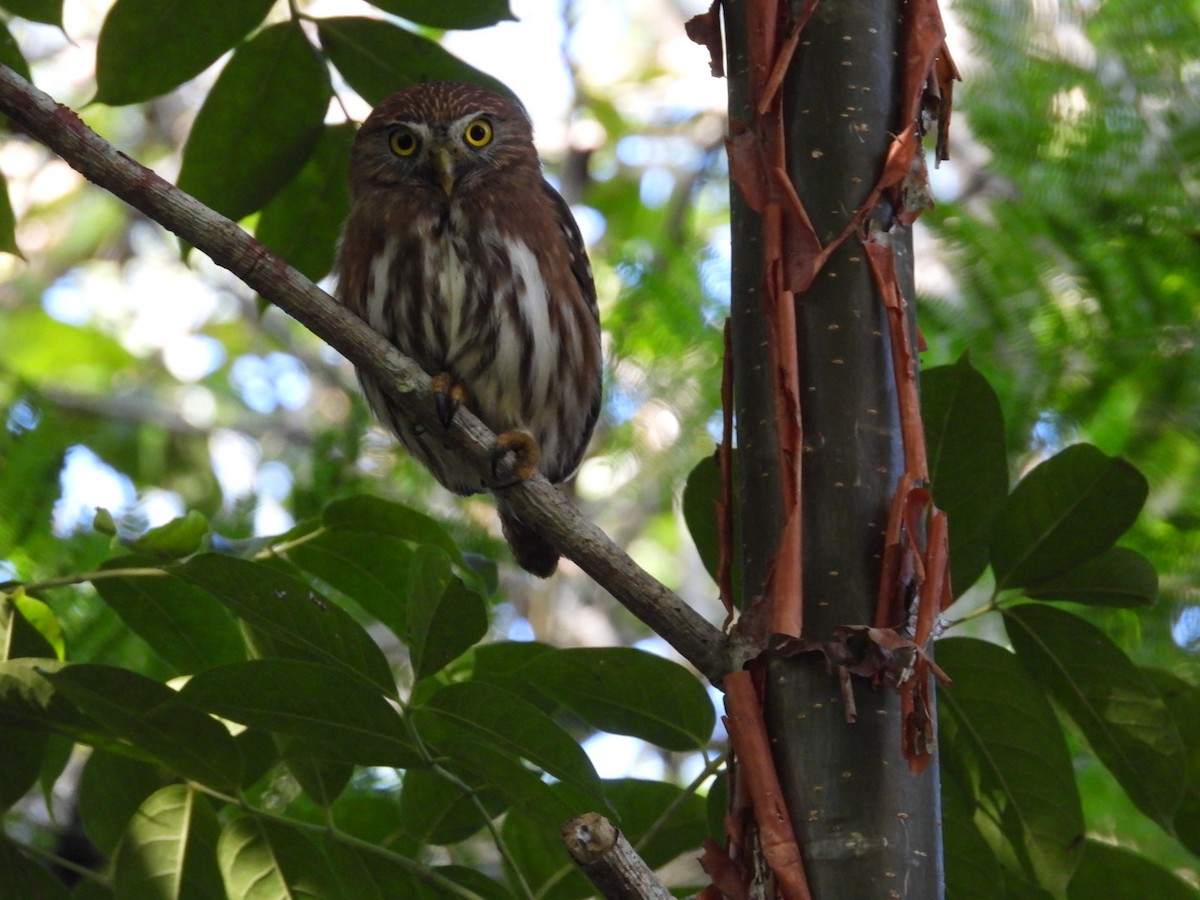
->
[[0, 174, 17, 257], [991, 444, 1147, 590], [317, 17, 509, 107], [366, 0, 516, 30], [217, 815, 337, 899], [0, 834, 70, 899], [1005, 604, 1187, 829], [176, 22, 330, 220], [0, 0, 62, 27], [922, 354, 1010, 594], [322, 495, 465, 566], [46, 664, 242, 791], [174, 554, 394, 697], [1024, 547, 1158, 608], [1066, 839, 1199, 900], [78, 750, 174, 856], [937, 637, 1085, 895], [416, 681, 607, 823], [282, 524, 412, 641], [1143, 668, 1200, 856], [93, 558, 244, 674], [518, 647, 716, 751], [256, 123, 356, 282], [180, 659, 419, 768], [94, 0, 275, 104], [112, 785, 223, 900], [407, 546, 488, 681], [398, 767, 508, 846]]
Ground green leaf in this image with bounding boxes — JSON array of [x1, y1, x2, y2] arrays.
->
[[991, 444, 1148, 590], [78, 751, 173, 856], [94, 0, 275, 104], [706, 772, 727, 844], [1066, 839, 1199, 900], [0, 725, 46, 810], [0, 0, 62, 27], [1144, 669, 1200, 856], [0, 309, 134, 391], [417, 681, 607, 822], [366, 0, 516, 30], [177, 22, 330, 221], [407, 546, 488, 681], [0, 658, 87, 735], [93, 559, 244, 674], [173, 554, 394, 697], [1005, 604, 1187, 828], [283, 754, 353, 809], [180, 659, 420, 768], [936, 637, 1084, 895], [318, 838, 444, 900], [256, 123, 355, 282], [1024, 547, 1157, 608], [682, 453, 720, 587], [922, 354, 1010, 594], [317, 17, 509, 108], [217, 815, 338, 899], [0, 172, 18, 259], [520, 647, 715, 751], [0, 834, 70, 900], [472, 640, 555, 680], [282, 526, 412, 640], [941, 770, 1008, 900], [0, 404, 68, 557], [2, 592, 58, 661], [398, 767, 507, 846], [11, 593, 63, 660], [605, 778, 708, 867], [45, 664, 242, 791], [112, 785, 223, 900], [0, 21, 31, 83], [129, 511, 210, 559], [500, 807, 591, 899], [322, 495, 464, 565]]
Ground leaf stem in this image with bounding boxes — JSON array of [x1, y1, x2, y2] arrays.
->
[[18, 567, 169, 593], [634, 750, 727, 855], [6, 837, 112, 887]]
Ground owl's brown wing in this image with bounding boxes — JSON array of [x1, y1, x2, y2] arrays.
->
[[542, 181, 598, 324]]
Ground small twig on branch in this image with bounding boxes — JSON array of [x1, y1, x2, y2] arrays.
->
[[0, 64, 732, 685], [561, 813, 673, 900]]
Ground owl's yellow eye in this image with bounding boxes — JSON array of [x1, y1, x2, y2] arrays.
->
[[390, 130, 419, 157], [463, 119, 493, 148]]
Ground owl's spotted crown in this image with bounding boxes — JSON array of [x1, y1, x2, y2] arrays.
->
[[349, 81, 537, 196], [367, 81, 530, 128]]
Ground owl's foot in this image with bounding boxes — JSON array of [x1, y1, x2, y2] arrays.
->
[[431, 372, 469, 429], [492, 430, 540, 488]]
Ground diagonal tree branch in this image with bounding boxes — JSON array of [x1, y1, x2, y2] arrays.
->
[[0, 64, 733, 685]]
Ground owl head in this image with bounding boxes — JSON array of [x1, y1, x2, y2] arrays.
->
[[348, 81, 538, 200]]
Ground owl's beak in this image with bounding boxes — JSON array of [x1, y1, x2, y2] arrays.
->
[[432, 147, 456, 195]]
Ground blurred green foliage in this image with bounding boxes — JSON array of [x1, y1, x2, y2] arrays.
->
[[0, 0, 1197, 896]]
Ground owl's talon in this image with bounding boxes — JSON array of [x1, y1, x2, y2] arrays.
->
[[491, 430, 540, 489], [432, 372, 468, 429]]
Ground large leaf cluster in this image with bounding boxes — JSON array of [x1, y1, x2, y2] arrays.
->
[[679, 354, 1196, 897], [0, 0, 513, 273], [1, 494, 716, 898], [907, 357, 1193, 897]]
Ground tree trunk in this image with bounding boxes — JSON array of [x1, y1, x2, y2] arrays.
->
[[724, 0, 945, 896]]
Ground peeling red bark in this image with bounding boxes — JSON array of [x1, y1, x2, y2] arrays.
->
[[724, 670, 813, 899]]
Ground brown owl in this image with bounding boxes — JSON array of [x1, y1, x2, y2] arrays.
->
[[334, 82, 603, 576]]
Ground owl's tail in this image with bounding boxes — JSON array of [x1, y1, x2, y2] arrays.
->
[[499, 508, 559, 577]]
